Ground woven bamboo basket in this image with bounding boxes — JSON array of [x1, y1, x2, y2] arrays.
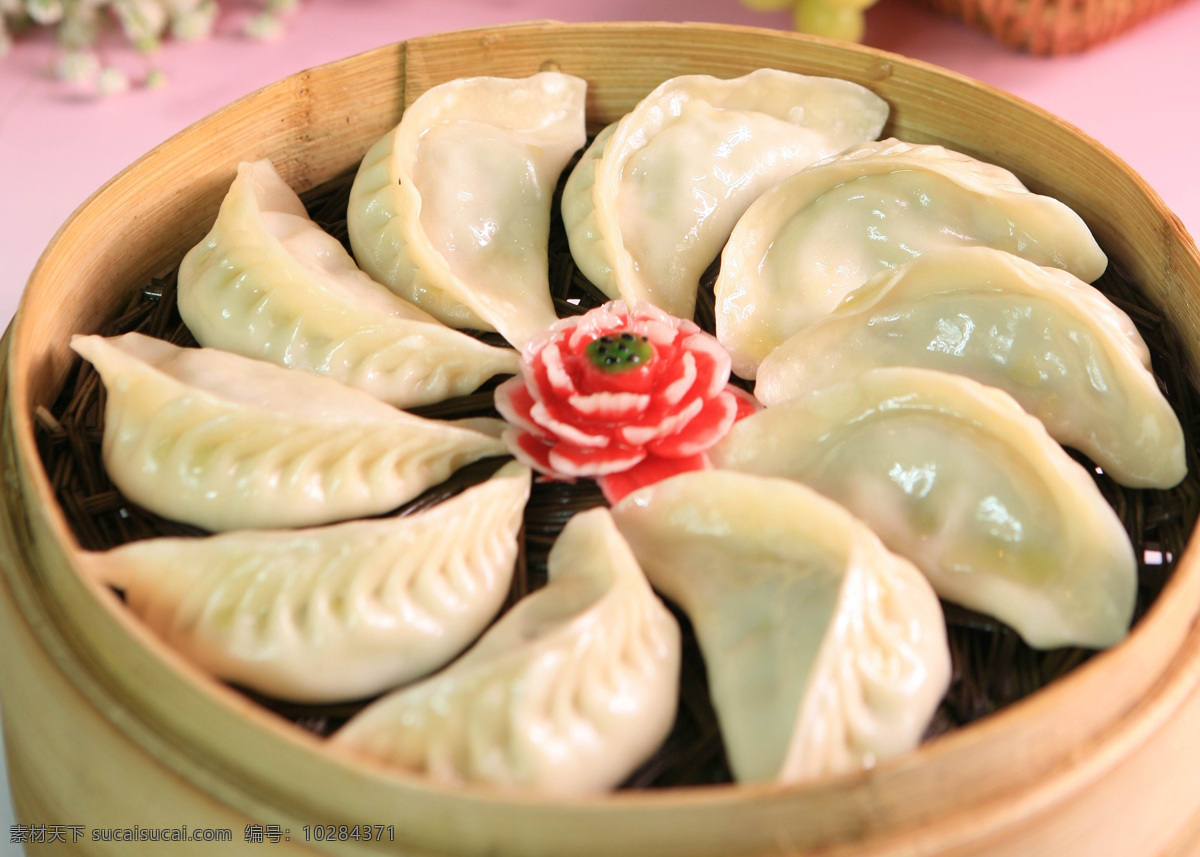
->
[[3, 20, 1200, 857], [915, 0, 1187, 54]]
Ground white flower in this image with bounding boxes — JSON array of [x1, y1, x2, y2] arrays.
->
[[26, 0, 65, 25], [56, 4, 101, 48], [97, 65, 130, 96], [171, 0, 216, 41], [112, 0, 169, 45], [5, 0, 304, 97], [243, 11, 282, 41], [55, 48, 99, 83]]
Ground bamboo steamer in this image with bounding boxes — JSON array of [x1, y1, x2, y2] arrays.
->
[[2, 20, 1200, 857]]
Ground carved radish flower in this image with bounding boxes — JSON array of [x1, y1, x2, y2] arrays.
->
[[495, 301, 757, 503]]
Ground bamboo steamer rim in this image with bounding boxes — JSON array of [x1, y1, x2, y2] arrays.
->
[[4, 19, 1200, 855]]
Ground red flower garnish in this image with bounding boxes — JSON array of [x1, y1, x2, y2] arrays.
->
[[495, 301, 759, 503]]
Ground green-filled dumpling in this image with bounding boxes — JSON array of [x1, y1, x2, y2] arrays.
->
[[713, 367, 1136, 649]]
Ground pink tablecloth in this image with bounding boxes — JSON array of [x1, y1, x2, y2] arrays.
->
[[0, 0, 1198, 848]]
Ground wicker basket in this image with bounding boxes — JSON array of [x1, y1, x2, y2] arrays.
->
[[916, 0, 1188, 54], [4, 20, 1200, 857]]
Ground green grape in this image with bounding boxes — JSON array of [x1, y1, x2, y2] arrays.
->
[[793, 0, 866, 41]]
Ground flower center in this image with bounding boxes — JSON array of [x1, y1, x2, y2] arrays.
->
[[585, 332, 654, 373]]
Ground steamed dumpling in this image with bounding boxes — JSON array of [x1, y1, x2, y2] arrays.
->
[[348, 73, 587, 348], [331, 508, 681, 794], [71, 333, 507, 532], [716, 139, 1109, 377], [562, 69, 888, 320], [711, 368, 1136, 649], [82, 464, 531, 703], [178, 159, 520, 408], [756, 248, 1185, 488], [612, 470, 950, 784]]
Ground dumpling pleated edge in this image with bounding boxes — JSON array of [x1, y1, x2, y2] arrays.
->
[[755, 247, 1186, 489], [71, 332, 509, 532], [715, 138, 1110, 378], [329, 507, 682, 795], [178, 158, 521, 408], [80, 463, 532, 703], [712, 367, 1138, 650], [611, 469, 950, 785]]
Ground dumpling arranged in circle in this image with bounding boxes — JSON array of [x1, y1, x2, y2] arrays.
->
[[612, 470, 950, 785], [71, 333, 507, 532], [331, 508, 681, 794], [712, 367, 1137, 650], [562, 69, 888, 321], [59, 60, 1185, 805], [348, 72, 587, 349], [83, 463, 531, 703], [179, 159, 520, 408], [756, 247, 1185, 488], [716, 139, 1108, 377]]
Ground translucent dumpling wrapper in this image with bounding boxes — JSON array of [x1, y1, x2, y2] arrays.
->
[[711, 367, 1137, 649], [716, 139, 1109, 377], [561, 69, 889, 320], [178, 159, 520, 408], [81, 463, 531, 703], [611, 470, 950, 785], [71, 333, 507, 532], [331, 508, 681, 794], [756, 248, 1185, 489], [348, 72, 587, 349]]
